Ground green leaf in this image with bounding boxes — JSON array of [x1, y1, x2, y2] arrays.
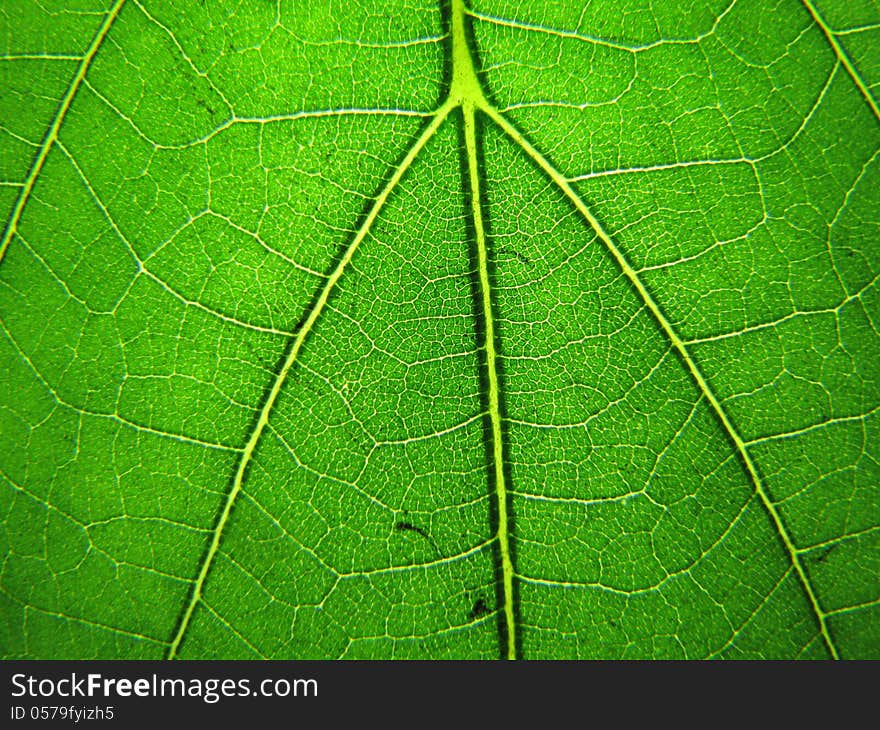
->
[[1, 0, 878, 659]]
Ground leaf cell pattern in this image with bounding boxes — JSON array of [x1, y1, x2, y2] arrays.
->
[[0, 0, 878, 659]]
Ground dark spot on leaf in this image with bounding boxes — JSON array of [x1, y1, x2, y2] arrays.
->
[[468, 597, 489, 621], [195, 98, 217, 116], [394, 520, 441, 556], [812, 544, 838, 564], [512, 250, 531, 266], [395, 521, 430, 541]]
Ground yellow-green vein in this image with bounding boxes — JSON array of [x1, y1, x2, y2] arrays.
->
[[800, 0, 880, 124], [166, 100, 454, 659], [451, 0, 517, 660], [481, 102, 841, 660], [463, 101, 516, 660], [0, 0, 126, 265]]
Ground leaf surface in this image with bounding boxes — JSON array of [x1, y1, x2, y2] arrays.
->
[[1, 0, 878, 659]]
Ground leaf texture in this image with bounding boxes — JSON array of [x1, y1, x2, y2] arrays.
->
[[0, 0, 878, 659]]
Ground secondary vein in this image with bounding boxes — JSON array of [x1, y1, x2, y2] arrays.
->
[[481, 102, 840, 660], [166, 100, 454, 659], [800, 0, 880, 124], [0, 0, 126, 266]]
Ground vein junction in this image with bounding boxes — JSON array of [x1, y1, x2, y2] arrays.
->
[[168, 0, 840, 659]]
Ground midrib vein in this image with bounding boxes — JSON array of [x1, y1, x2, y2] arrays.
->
[[450, 0, 518, 660], [800, 0, 880, 124], [27, 0, 840, 660], [0, 0, 126, 266], [481, 103, 840, 659], [463, 102, 516, 660], [166, 102, 453, 658]]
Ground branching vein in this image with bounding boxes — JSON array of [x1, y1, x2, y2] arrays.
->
[[166, 100, 455, 658], [479, 102, 841, 660], [0, 0, 126, 265]]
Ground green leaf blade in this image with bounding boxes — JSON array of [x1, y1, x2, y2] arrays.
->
[[1, 0, 877, 659]]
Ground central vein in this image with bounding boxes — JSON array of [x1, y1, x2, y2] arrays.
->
[[463, 102, 516, 660], [452, 0, 517, 660]]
